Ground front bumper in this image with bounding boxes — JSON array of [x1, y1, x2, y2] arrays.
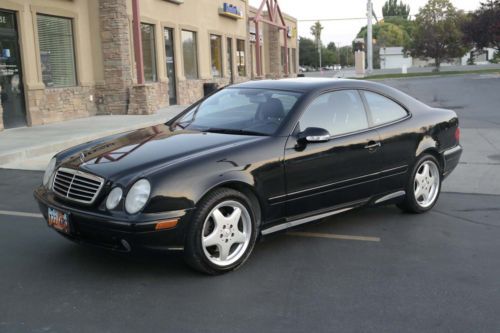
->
[[34, 186, 193, 252], [442, 144, 463, 178]]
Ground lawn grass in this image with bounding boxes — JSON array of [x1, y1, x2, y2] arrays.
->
[[358, 68, 500, 80]]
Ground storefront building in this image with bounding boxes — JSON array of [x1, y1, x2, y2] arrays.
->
[[0, 0, 298, 131]]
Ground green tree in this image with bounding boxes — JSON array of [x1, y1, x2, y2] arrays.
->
[[310, 21, 324, 67], [357, 22, 408, 47], [462, 0, 500, 51], [323, 49, 338, 66], [326, 42, 337, 53], [382, 0, 410, 19], [338, 46, 354, 67], [298, 37, 318, 67], [409, 0, 468, 71], [310, 21, 324, 47], [356, 22, 409, 68]]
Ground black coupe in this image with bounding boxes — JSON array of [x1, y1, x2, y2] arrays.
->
[[34, 78, 462, 274]]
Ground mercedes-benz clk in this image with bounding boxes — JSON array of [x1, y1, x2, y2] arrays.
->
[[34, 78, 462, 274]]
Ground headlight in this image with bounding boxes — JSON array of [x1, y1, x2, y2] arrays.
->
[[43, 157, 57, 188], [125, 179, 151, 214], [106, 187, 123, 211]]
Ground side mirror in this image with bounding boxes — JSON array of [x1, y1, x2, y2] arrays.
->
[[297, 127, 331, 143]]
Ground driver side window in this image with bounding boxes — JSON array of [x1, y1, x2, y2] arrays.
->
[[299, 90, 369, 136]]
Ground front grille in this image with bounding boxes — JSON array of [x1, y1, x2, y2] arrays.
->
[[52, 168, 105, 204]]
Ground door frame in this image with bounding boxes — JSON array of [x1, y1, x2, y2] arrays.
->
[[162, 24, 177, 105], [226, 36, 234, 84], [0, 7, 28, 129]]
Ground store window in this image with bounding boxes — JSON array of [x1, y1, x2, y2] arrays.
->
[[236, 39, 246, 76], [291, 48, 297, 73], [141, 23, 157, 82], [210, 34, 222, 78], [37, 14, 76, 87], [182, 30, 198, 79]]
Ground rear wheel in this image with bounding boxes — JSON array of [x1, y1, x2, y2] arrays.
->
[[184, 188, 258, 274], [398, 154, 441, 213]]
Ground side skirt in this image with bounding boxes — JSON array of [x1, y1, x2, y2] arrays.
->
[[374, 190, 406, 204], [261, 205, 359, 236]]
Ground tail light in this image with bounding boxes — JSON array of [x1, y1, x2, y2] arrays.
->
[[454, 127, 460, 143]]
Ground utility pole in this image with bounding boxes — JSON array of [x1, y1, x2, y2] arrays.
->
[[366, 0, 373, 73]]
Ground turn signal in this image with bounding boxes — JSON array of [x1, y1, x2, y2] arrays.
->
[[155, 219, 179, 230]]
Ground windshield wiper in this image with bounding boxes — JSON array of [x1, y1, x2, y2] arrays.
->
[[202, 128, 266, 136]]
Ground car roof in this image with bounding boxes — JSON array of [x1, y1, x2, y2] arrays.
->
[[230, 78, 387, 93]]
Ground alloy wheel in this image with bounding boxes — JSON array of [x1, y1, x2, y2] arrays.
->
[[414, 160, 440, 208], [201, 200, 252, 266]]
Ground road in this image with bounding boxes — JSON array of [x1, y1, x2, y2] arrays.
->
[[1, 74, 500, 332]]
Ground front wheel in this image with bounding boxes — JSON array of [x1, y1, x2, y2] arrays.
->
[[184, 188, 258, 275], [398, 154, 442, 213]]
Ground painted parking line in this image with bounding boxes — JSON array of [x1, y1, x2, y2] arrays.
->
[[0, 210, 382, 243], [287, 231, 381, 242], [0, 210, 43, 219]]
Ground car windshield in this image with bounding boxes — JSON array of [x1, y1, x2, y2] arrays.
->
[[172, 88, 302, 135]]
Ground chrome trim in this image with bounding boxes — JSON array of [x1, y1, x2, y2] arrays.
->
[[364, 141, 382, 149], [443, 145, 462, 157], [374, 190, 405, 204], [261, 207, 354, 235], [52, 167, 105, 204]]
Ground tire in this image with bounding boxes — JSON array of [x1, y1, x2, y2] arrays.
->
[[398, 154, 442, 214], [184, 188, 258, 275]]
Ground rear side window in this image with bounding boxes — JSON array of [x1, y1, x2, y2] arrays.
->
[[363, 91, 408, 126], [299, 90, 369, 136]]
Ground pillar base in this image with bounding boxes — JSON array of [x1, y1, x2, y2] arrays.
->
[[128, 84, 157, 115]]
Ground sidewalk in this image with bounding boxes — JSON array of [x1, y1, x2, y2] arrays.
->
[[0, 105, 186, 170]]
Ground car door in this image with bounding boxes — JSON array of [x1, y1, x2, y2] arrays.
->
[[283, 90, 382, 218], [360, 90, 414, 194]]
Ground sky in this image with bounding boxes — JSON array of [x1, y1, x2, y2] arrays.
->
[[248, 0, 484, 47]]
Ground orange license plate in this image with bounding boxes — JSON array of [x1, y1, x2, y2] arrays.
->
[[48, 207, 71, 234]]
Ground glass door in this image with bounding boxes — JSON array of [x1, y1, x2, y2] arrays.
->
[[163, 27, 177, 105], [0, 10, 26, 128]]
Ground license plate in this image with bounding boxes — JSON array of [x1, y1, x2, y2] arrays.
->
[[48, 207, 71, 235]]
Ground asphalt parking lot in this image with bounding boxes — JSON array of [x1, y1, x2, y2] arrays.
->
[[1, 74, 500, 332]]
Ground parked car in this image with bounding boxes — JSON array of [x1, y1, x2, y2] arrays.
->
[[299, 66, 307, 72], [34, 78, 462, 274]]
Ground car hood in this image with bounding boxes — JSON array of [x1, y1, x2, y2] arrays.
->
[[59, 124, 263, 181]]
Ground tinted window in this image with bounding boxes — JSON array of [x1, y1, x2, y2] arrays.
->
[[236, 39, 246, 76], [299, 90, 368, 136], [363, 91, 407, 125], [173, 88, 302, 135], [182, 30, 198, 79], [141, 23, 157, 82], [210, 34, 222, 78]]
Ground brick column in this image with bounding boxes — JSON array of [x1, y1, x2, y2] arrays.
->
[[268, 26, 282, 78], [99, 0, 133, 114]]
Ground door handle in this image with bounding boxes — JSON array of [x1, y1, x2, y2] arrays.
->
[[364, 141, 381, 150]]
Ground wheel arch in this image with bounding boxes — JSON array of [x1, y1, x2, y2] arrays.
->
[[418, 148, 445, 174], [415, 136, 444, 172], [197, 180, 263, 226]]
